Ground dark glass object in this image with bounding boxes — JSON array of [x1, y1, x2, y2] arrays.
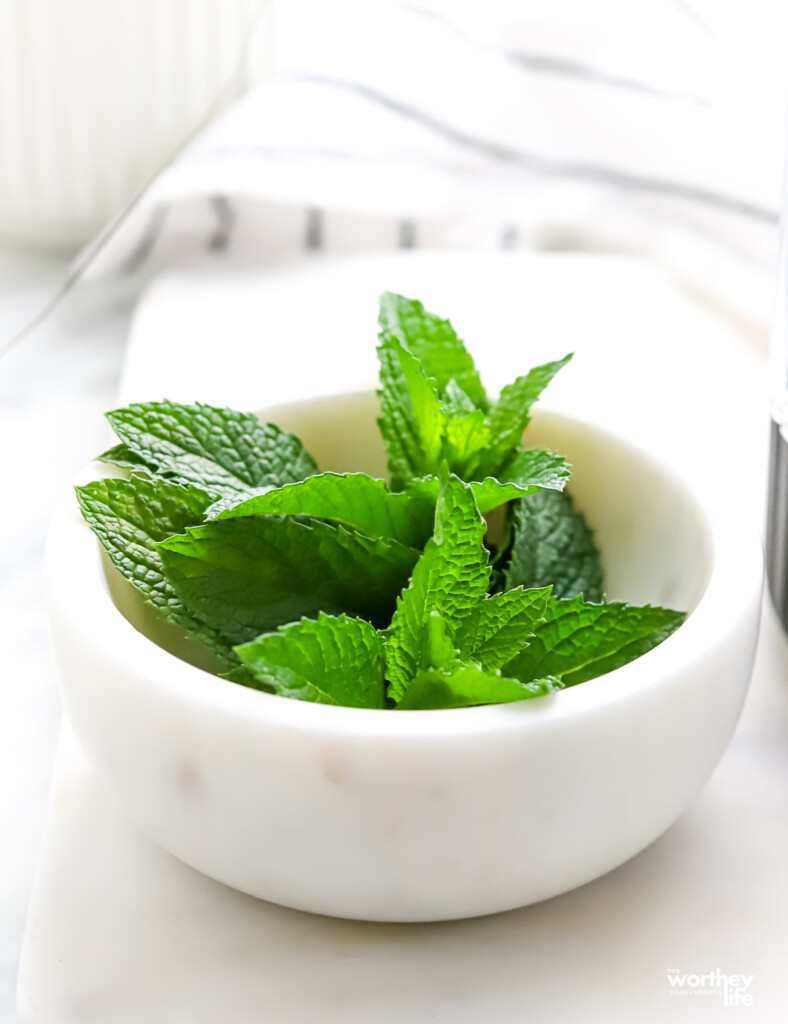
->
[[766, 157, 788, 631]]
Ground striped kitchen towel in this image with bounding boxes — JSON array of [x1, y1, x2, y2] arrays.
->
[[86, 0, 788, 329]]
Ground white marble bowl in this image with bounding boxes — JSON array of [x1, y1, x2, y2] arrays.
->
[[46, 396, 762, 922]]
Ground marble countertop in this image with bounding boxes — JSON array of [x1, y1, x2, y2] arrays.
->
[[0, 247, 136, 1020]]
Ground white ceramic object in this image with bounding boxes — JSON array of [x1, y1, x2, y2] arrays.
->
[[0, 0, 274, 250], [45, 397, 762, 922]]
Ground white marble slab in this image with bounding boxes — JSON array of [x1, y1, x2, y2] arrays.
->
[[17, 251, 786, 1019]]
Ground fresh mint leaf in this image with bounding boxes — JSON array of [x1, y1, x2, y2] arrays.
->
[[504, 595, 686, 687], [472, 446, 570, 513], [466, 476, 537, 515], [476, 354, 572, 473], [379, 292, 488, 409], [455, 586, 552, 671], [75, 475, 234, 666], [376, 332, 473, 486], [439, 380, 492, 473], [497, 446, 571, 493], [505, 488, 603, 601], [96, 443, 156, 473], [158, 517, 419, 645], [443, 407, 491, 472], [235, 613, 386, 708], [219, 664, 265, 690], [406, 445, 568, 519], [376, 302, 567, 487], [422, 610, 461, 670], [106, 400, 318, 498], [387, 335, 446, 462], [385, 472, 490, 702], [441, 380, 477, 416], [209, 472, 435, 549], [396, 662, 563, 710], [377, 339, 432, 488]]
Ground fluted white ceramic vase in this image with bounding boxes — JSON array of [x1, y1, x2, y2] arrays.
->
[[0, 0, 273, 250]]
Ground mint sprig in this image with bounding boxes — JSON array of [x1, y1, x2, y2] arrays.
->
[[504, 596, 686, 687], [75, 474, 235, 668], [384, 471, 492, 703], [505, 488, 604, 602], [476, 354, 572, 475], [208, 472, 435, 549], [104, 399, 317, 497], [157, 516, 419, 644], [77, 291, 687, 710], [395, 664, 563, 711], [236, 613, 386, 709], [233, 473, 565, 709], [378, 291, 488, 409], [377, 293, 573, 491]]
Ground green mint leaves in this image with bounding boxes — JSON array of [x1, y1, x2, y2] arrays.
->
[[377, 291, 572, 488], [236, 613, 386, 708], [504, 596, 687, 688], [477, 354, 572, 475], [385, 472, 492, 702], [75, 474, 235, 668], [232, 473, 564, 710], [158, 516, 418, 645], [378, 291, 488, 408], [395, 664, 563, 711], [505, 489, 604, 602], [384, 473, 562, 709], [210, 472, 435, 549], [104, 400, 317, 497], [456, 586, 553, 671], [78, 291, 686, 709]]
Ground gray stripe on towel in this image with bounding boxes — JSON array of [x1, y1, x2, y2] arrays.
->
[[287, 72, 776, 223]]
